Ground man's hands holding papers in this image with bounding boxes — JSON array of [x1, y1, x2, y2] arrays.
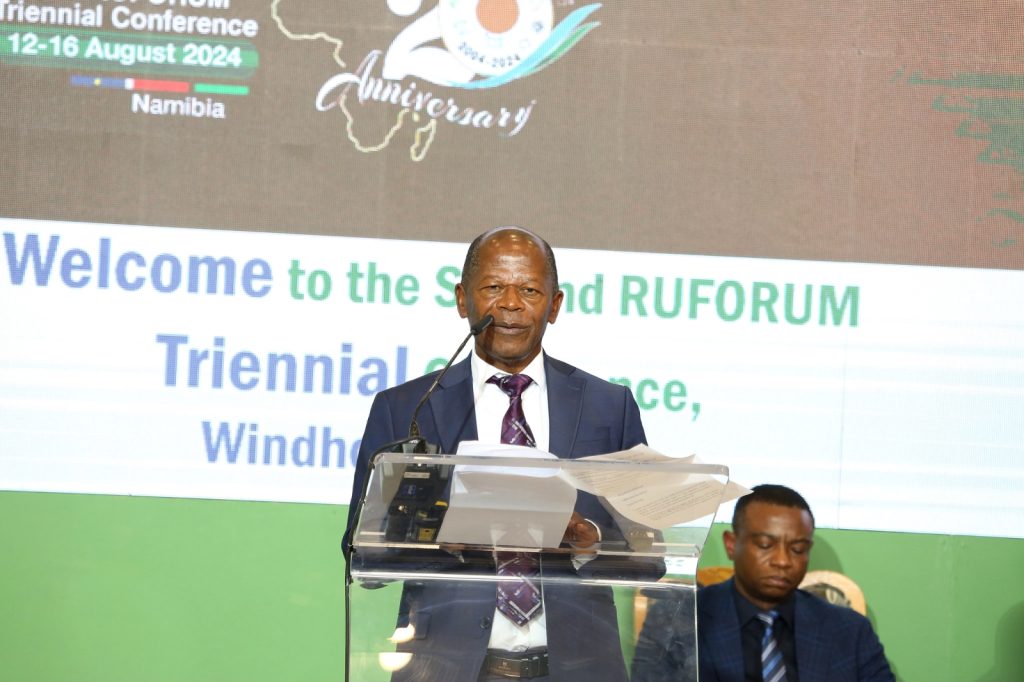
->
[[433, 442, 749, 551]]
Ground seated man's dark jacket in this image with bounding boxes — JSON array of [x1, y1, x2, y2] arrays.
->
[[632, 578, 895, 682], [345, 354, 663, 681]]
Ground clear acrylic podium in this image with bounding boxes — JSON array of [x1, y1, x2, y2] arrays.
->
[[344, 449, 731, 681]]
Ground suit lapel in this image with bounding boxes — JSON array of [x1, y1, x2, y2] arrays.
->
[[544, 355, 584, 458], [428, 356, 477, 454], [794, 592, 831, 680], [705, 580, 746, 680]]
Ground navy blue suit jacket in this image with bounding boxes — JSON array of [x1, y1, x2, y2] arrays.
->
[[346, 353, 653, 681], [632, 579, 895, 682], [697, 579, 895, 682]]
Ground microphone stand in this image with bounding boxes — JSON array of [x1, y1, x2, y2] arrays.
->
[[344, 315, 496, 682], [408, 313, 493, 451]]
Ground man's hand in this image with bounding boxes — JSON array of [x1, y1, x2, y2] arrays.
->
[[563, 511, 600, 550]]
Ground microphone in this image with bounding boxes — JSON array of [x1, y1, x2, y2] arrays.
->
[[345, 314, 495, 561], [408, 314, 493, 447]]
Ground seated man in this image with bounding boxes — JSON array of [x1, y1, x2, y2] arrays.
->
[[632, 484, 895, 682]]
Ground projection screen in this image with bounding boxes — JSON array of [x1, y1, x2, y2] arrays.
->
[[2, 1, 1022, 538]]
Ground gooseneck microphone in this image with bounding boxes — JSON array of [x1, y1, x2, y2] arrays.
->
[[408, 314, 494, 445], [344, 313, 495, 569], [345, 319, 495, 672]]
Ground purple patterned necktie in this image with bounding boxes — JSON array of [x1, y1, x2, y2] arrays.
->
[[487, 373, 536, 447], [487, 373, 542, 625]]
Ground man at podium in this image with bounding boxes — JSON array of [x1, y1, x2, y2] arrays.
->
[[346, 226, 659, 680]]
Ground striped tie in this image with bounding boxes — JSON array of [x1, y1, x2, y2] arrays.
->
[[488, 373, 542, 624], [494, 551, 543, 626], [758, 610, 788, 682], [487, 374, 536, 447]]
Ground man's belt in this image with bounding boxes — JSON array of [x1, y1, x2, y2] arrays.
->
[[483, 648, 549, 678]]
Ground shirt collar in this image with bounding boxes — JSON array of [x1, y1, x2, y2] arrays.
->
[[470, 350, 547, 392], [730, 579, 797, 628]]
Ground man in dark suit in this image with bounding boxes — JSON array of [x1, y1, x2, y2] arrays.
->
[[632, 484, 895, 682], [346, 226, 657, 680]]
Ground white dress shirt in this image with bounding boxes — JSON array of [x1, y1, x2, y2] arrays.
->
[[470, 351, 550, 452], [468, 350, 601, 652], [470, 350, 551, 651]]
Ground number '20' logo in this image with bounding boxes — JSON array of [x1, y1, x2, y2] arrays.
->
[[382, 0, 603, 90]]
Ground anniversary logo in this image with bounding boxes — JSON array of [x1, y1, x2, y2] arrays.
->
[[277, 0, 602, 161]]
